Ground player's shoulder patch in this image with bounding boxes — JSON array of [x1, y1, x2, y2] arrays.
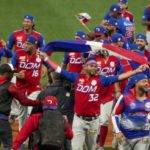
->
[[91, 80, 97, 86]]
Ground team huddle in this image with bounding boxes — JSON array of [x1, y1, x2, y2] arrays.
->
[[0, 0, 150, 150]]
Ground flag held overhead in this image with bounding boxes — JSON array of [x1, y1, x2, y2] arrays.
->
[[43, 40, 148, 65]]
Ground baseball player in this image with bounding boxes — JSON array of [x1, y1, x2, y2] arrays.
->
[[111, 33, 133, 92], [128, 34, 150, 79], [112, 73, 150, 150], [38, 51, 148, 150], [93, 25, 111, 43], [133, 33, 150, 62], [7, 14, 45, 52], [62, 31, 87, 73], [8, 14, 45, 126], [11, 36, 46, 131], [104, 3, 134, 44], [142, 5, 150, 48], [118, 0, 134, 23], [103, 4, 122, 23], [105, 17, 118, 37], [88, 48, 123, 150], [0, 63, 41, 150]]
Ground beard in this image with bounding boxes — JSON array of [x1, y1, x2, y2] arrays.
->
[[138, 86, 149, 94], [137, 44, 145, 50]]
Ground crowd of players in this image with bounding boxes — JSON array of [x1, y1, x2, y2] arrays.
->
[[0, 0, 150, 150]]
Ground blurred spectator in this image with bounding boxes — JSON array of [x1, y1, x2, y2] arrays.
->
[[0, 63, 41, 150], [12, 96, 73, 150]]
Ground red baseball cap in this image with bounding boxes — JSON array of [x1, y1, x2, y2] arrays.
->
[[43, 96, 58, 110]]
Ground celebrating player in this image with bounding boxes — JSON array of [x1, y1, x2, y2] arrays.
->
[[11, 36, 46, 131], [7, 14, 45, 52], [112, 73, 150, 150], [38, 51, 148, 150]]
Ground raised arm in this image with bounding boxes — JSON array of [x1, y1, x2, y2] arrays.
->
[[38, 51, 79, 82], [101, 64, 149, 86]]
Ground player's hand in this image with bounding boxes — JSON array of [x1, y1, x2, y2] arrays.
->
[[115, 132, 125, 142], [134, 64, 149, 73], [63, 115, 69, 123], [0, 39, 6, 47], [115, 91, 122, 99], [37, 51, 48, 61], [14, 70, 25, 79]]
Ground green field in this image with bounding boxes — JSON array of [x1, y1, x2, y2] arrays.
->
[[0, 0, 149, 62], [0, 0, 149, 149]]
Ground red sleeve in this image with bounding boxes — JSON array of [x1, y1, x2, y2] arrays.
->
[[64, 122, 73, 140], [12, 113, 42, 150], [8, 83, 42, 106]]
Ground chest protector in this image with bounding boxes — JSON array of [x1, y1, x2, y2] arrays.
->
[[38, 110, 65, 148]]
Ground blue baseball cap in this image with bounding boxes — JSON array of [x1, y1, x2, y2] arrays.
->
[[24, 14, 34, 22], [111, 33, 124, 43], [107, 17, 118, 26], [94, 25, 108, 35], [135, 33, 147, 42], [75, 31, 87, 40], [127, 73, 148, 89], [119, 0, 128, 5], [142, 6, 150, 21], [110, 4, 121, 12], [26, 35, 37, 45], [85, 59, 97, 65]]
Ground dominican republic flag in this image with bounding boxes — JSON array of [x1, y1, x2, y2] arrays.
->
[[76, 12, 91, 24], [43, 40, 148, 65]]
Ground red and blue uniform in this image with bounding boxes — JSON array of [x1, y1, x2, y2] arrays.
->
[[116, 17, 134, 44], [121, 10, 134, 23], [11, 50, 43, 95], [93, 55, 123, 104], [7, 29, 45, 51], [58, 69, 119, 116], [112, 90, 150, 139], [63, 52, 83, 73]]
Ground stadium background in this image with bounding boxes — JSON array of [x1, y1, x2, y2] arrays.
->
[[0, 0, 149, 150]]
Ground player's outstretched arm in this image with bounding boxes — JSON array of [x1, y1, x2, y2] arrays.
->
[[38, 51, 79, 82], [118, 64, 149, 81]]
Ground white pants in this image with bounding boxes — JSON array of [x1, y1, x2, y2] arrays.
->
[[11, 91, 40, 130], [100, 100, 113, 126], [71, 114, 99, 150], [146, 31, 150, 49], [118, 137, 150, 150]]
